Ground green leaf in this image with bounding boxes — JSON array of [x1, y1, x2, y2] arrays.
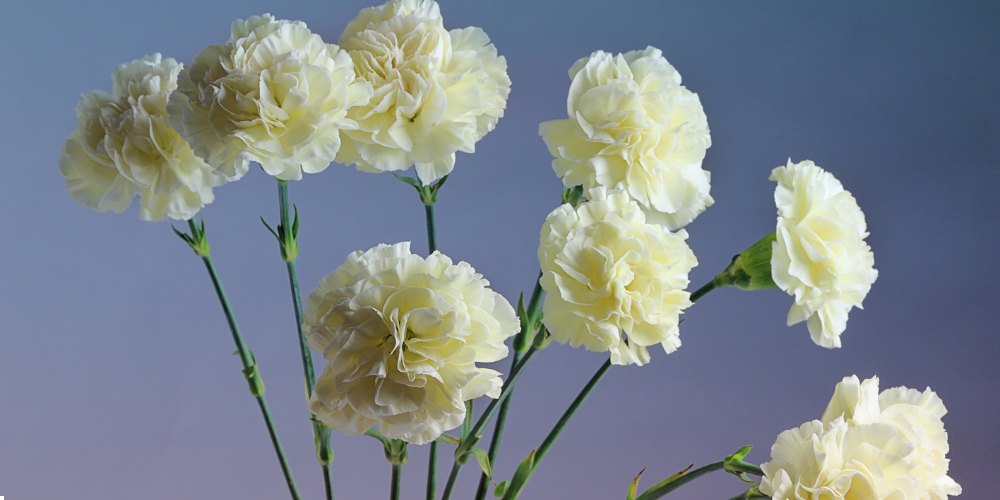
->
[[260, 217, 280, 241], [493, 481, 508, 498], [513, 293, 530, 353], [502, 449, 536, 500], [634, 464, 693, 500], [437, 434, 461, 446], [392, 172, 422, 189], [627, 467, 646, 500], [172, 225, 194, 246], [471, 447, 493, 480], [291, 204, 300, 238], [431, 174, 449, 193]]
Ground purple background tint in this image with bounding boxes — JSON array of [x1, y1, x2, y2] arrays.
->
[[2, 1, 998, 498]]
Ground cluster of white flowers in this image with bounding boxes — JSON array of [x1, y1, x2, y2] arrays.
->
[[760, 376, 961, 499], [170, 14, 372, 181], [770, 160, 878, 348], [539, 47, 712, 230], [337, 0, 511, 184], [59, 10, 958, 500], [537, 188, 697, 366], [60, 54, 225, 221], [304, 242, 519, 444]]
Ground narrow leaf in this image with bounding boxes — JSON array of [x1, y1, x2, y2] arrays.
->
[[627, 467, 647, 500], [472, 448, 493, 479], [437, 434, 461, 446], [260, 217, 280, 241], [493, 481, 508, 498], [502, 449, 536, 500], [392, 172, 422, 189]]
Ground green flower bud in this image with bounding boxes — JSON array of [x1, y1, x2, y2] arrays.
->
[[722, 234, 778, 291]]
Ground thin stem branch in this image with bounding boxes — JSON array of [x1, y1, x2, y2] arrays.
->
[[427, 441, 438, 500], [440, 347, 539, 500], [473, 275, 544, 500], [420, 191, 441, 495], [187, 220, 300, 500], [534, 358, 612, 465], [276, 180, 333, 499], [634, 462, 724, 500], [689, 273, 728, 303]]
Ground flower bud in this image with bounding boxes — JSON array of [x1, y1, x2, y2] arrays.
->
[[721, 233, 777, 291]]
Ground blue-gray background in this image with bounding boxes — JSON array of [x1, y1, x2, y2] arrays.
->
[[2, 1, 997, 498]]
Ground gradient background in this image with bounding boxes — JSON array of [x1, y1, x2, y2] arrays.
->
[[2, 1, 998, 498]]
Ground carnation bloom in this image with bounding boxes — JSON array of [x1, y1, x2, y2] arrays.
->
[[337, 0, 511, 184], [60, 54, 225, 221], [539, 47, 712, 230], [304, 242, 519, 444], [169, 14, 371, 181], [770, 160, 878, 348], [760, 376, 961, 499], [537, 188, 697, 366], [821, 376, 962, 498], [760, 418, 918, 499]]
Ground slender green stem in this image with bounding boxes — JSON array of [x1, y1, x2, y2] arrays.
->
[[535, 358, 611, 465], [690, 273, 729, 303], [440, 462, 462, 500], [462, 401, 474, 440], [473, 276, 545, 500], [634, 459, 763, 500], [276, 180, 333, 499], [391, 463, 402, 500], [424, 203, 437, 253], [418, 183, 441, 495], [252, 395, 302, 500], [440, 346, 539, 500], [635, 462, 724, 500], [187, 220, 300, 500], [427, 441, 438, 500]]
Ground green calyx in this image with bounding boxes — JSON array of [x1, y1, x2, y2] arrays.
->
[[173, 218, 211, 257], [562, 185, 584, 207], [385, 439, 408, 466], [720, 233, 778, 291], [395, 173, 449, 206], [261, 205, 299, 262]]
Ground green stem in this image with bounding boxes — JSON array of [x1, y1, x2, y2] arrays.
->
[[427, 441, 438, 500], [424, 203, 437, 253], [276, 180, 333, 499], [440, 346, 540, 500], [635, 462, 724, 500], [419, 183, 440, 495], [473, 276, 545, 500], [535, 358, 612, 465], [634, 460, 763, 500], [689, 273, 729, 303], [188, 221, 300, 500], [391, 463, 402, 500]]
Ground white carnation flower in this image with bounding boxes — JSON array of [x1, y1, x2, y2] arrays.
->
[[760, 418, 919, 499], [337, 0, 511, 184], [60, 54, 225, 221], [770, 159, 878, 348], [304, 242, 519, 444], [537, 188, 697, 366], [821, 376, 962, 498], [170, 14, 371, 181], [761, 376, 961, 499], [539, 47, 712, 230]]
